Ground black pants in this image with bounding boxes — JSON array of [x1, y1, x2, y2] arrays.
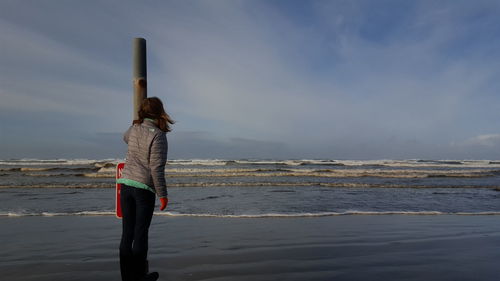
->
[[120, 184, 155, 280]]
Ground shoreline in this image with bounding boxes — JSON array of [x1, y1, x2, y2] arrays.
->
[[2, 215, 500, 281], [4, 211, 500, 218], [1, 184, 500, 190]]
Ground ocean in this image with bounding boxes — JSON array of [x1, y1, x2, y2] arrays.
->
[[1, 158, 500, 217], [2, 159, 500, 280]]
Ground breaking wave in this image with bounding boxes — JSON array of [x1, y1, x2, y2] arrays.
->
[[163, 168, 500, 179], [3, 158, 500, 168], [0, 159, 120, 166], [11, 167, 500, 179], [2, 210, 500, 218], [1, 182, 499, 189]]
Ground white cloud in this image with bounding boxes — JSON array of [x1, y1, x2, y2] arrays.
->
[[138, 1, 499, 147], [0, 19, 125, 79], [455, 134, 500, 147], [1, 1, 500, 159], [0, 18, 133, 131]]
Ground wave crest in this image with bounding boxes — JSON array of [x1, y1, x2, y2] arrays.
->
[[2, 210, 500, 218]]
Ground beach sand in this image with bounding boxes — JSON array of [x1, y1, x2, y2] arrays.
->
[[1, 215, 499, 281]]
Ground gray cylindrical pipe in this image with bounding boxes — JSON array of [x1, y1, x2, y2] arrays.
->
[[133, 38, 147, 120]]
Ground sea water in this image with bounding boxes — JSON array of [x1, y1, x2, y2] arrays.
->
[[1, 159, 500, 217]]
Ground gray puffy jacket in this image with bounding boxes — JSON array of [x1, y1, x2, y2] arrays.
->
[[121, 119, 168, 197]]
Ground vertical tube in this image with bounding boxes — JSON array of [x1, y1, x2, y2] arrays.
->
[[133, 38, 147, 120]]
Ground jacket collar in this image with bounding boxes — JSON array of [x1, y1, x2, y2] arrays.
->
[[143, 118, 157, 127]]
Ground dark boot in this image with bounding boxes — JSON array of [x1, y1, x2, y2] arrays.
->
[[142, 272, 159, 281], [120, 254, 134, 281], [134, 258, 158, 281]]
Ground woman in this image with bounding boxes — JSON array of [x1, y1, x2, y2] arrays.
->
[[117, 95, 174, 281]]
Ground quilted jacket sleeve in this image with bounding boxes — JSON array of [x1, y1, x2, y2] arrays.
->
[[149, 131, 168, 197], [123, 126, 132, 144]]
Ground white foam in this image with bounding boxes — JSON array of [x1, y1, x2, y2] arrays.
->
[[3, 211, 499, 218], [2, 181, 498, 189], [0, 211, 116, 217], [9, 163, 497, 180], [0, 158, 122, 166], [2, 158, 500, 168], [81, 173, 114, 178], [165, 168, 499, 179], [137, 211, 500, 217], [168, 159, 229, 166], [97, 166, 116, 173]]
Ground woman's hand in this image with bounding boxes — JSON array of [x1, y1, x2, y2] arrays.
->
[[159, 197, 168, 211]]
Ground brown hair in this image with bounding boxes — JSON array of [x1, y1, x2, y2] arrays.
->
[[135, 97, 175, 132]]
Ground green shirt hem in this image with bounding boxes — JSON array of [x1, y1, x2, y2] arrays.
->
[[117, 178, 155, 194]]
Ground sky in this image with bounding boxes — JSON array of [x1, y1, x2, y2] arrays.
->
[[1, 0, 500, 160]]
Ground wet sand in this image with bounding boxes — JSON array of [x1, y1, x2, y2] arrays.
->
[[1, 215, 499, 281]]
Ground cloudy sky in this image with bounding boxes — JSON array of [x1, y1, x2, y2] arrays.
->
[[1, 0, 500, 160]]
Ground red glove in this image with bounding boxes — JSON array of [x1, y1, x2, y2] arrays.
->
[[159, 197, 168, 211]]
